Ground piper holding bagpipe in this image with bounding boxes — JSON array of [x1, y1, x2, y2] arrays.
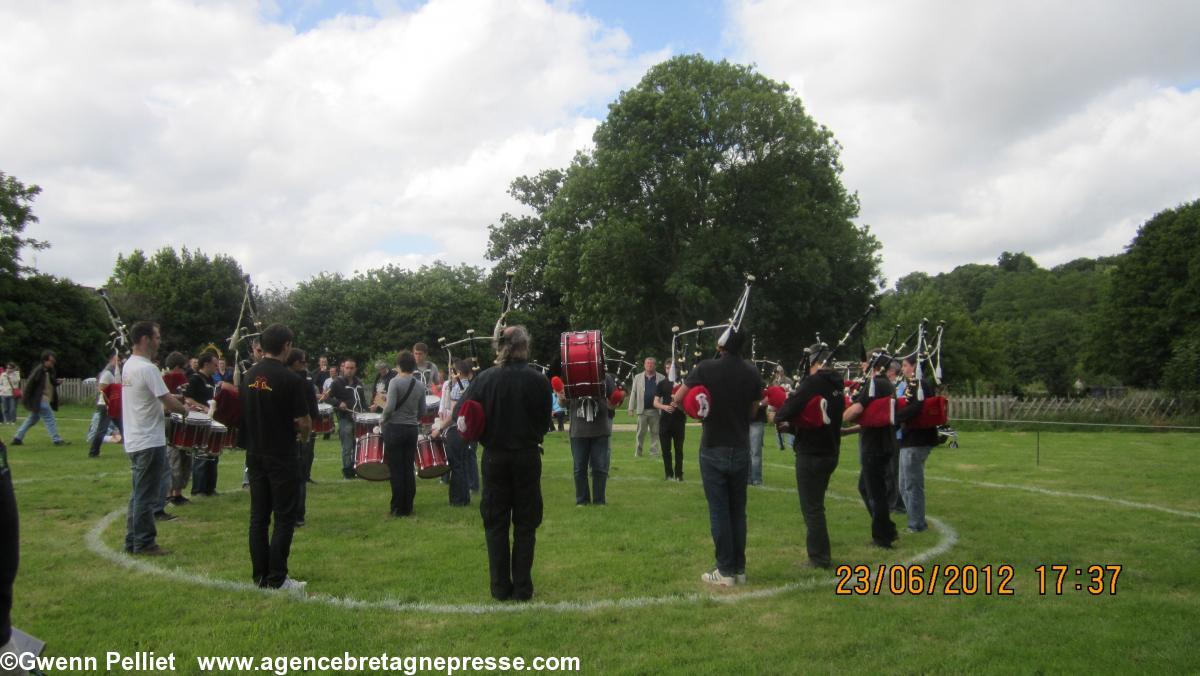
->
[[843, 344, 900, 549], [893, 319, 949, 534], [671, 274, 763, 587]]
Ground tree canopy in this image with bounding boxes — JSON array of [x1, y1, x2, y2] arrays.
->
[[488, 55, 881, 366]]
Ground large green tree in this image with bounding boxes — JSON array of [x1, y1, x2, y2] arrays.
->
[[1104, 199, 1200, 387], [488, 55, 880, 369], [106, 248, 247, 357], [0, 171, 109, 375]]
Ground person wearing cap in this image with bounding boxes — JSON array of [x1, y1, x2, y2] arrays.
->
[[673, 329, 763, 587], [843, 349, 899, 548], [776, 344, 845, 568]]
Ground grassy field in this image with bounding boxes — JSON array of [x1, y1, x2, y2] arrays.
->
[[5, 404, 1199, 674]]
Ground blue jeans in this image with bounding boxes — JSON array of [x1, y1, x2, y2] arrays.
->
[[125, 446, 166, 551], [337, 415, 356, 473], [1, 396, 16, 423], [699, 445, 749, 576], [14, 401, 62, 443], [899, 446, 933, 531], [747, 422, 765, 484], [569, 435, 610, 505]]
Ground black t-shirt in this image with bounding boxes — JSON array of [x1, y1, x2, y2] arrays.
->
[[684, 353, 764, 449], [655, 378, 685, 430], [329, 376, 368, 415], [465, 361, 552, 452], [240, 358, 308, 456], [854, 375, 895, 455], [185, 372, 215, 406], [777, 369, 845, 456], [298, 371, 320, 419]]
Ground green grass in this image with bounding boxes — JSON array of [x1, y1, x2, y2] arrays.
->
[[6, 405, 1199, 674]]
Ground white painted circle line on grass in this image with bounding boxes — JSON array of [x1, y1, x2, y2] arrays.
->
[[85, 504, 958, 615]]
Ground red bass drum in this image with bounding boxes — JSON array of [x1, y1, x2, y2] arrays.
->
[[560, 330, 605, 400]]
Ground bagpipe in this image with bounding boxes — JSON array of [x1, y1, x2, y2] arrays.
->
[[211, 274, 264, 431], [94, 289, 129, 419], [856, 318, 949, 429], [453, 271, 520, 442], [677, 274, 754, 420], [786, 304, 876, 430]]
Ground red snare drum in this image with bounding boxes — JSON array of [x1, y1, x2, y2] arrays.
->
[[354, 412, 381, 439], [314, 403, 334, 434], [354, 433, 388, 481], [415, 435, 449, 479], [198, 421, 226, 458], [560, 330, 605, 399], [419, 394, 441, 426], [170, 412, 212, 449], [223, 425, 237, 449]]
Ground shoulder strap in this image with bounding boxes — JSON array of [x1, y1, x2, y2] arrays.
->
[[395, 378, 417, 410]]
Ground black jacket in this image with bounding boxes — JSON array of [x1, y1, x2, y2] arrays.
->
[[777, 369, 845, 456], [895, 377, 940, 447], [465, 361, 552, 452], [20, 364, 58, 412]]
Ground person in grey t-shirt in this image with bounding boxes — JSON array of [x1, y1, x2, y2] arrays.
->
[[381, 351, 426, 517], [558, 373, 616, 505]]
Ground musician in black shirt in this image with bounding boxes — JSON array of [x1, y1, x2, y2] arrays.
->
[[328, 359, 370, 479], [776, 346, 845, 568], [241, 324, 311, 591], [844, 351, 898, 548], [463, 326, 552, 601], [654, 376, 686, 481], [286, 348, 320, 527], [674, 330, 763, 586], [182, 354, 217, 500]]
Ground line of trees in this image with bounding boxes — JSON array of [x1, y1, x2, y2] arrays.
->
[[2, 55, 1196, 396]]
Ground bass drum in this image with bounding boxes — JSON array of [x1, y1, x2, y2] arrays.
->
[[560, 330, 605, 400]]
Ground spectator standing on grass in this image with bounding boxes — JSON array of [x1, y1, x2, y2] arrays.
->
[[655, 374, 686, 481], [122, 321, 198, 556], [463, 326, 552, 602], [628, 358, 665, 458], [241, 324, 311, 591], [0, 363, 19, 425], [673, 330, 763, 587], [776, 345, 845, 569], [11, 351, 67, 447]]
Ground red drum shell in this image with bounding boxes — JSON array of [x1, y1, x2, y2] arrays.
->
[[415, 435, 450, 479], [314, 404, 334, 434], [204, 423, 226, 457], [167, 414, 186, 447], [354, 433, 388, 481], [354, 412, 381, 439], [560, 330, 605, 400]]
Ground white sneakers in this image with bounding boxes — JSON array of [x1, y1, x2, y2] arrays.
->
[[735, 573, 747, 584], [701, 569, 736, 587], [279, 577, 308, 594]]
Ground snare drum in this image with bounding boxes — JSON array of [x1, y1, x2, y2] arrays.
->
[[415, 435, 450, 479], [418, 394, 441, 426], [560, 330, 605, 399], [182, 412, 213, 449], [314, 403, 334, 434], [223, 425, 237, 449], [198, 421, 226, 458], [167, 413, 185, 447], [354, 433, 388, 481], [354, 412, 381, 439]]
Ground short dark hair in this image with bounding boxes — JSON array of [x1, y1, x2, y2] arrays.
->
[[396, 350, 417, 373], [453, 359, 473, 377], [260, 324, 293, 355], [130, 321, 158, 346], [40, 349, 56, 362], [413, 342, 428, 353], [197, 352, 217, 369], [165, 351, 187, 369], [286, 347, 307, 368]]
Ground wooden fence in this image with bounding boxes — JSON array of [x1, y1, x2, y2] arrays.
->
[[949, 394, 1194, 422], [57, 378, 99, 405]]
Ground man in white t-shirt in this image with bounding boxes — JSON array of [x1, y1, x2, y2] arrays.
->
[[88, 354, 122, 458], [122, 321, 198, 556]]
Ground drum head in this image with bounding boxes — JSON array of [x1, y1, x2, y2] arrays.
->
[[355, 462, 390, 481]]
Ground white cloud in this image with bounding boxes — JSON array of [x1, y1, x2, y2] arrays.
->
[[730, 0, 1200, 284], [0, 0, 662, 287]]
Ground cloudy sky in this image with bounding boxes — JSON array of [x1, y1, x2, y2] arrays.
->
[[3, 0, 1197, 290]]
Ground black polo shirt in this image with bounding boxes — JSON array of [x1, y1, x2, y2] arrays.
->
[[240, 358, 308, 456], [465, 361, 552, 452], [684, 353, 763, 449], [854, 375, 895, 456]]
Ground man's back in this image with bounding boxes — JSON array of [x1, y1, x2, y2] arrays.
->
[[468, 362, 552, 451], [686, 354, 763, 449]]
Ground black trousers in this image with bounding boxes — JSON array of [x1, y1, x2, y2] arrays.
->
[[0, 446, 18, 646], [858, 440, 897, 546], [887, 439, 905, 512], [480, 447, 543, 601], [88, 406, 121, 456], [659, 419, 685, 479], [296, 437, 315, 521], [445, 428, 471, 506], [796, 452, 838, 567], [247, 452, 301, 588], [384, 424, 418, 516]]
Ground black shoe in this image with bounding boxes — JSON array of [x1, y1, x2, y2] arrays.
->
[[54, 439, 70, 446], [155, 511, 178, 522], [296, 519, 306, 527], [307, 478, 317, 484], [9, 438, 21, 446], [172, 496, 191, 506], [88, 452, 99, 458]]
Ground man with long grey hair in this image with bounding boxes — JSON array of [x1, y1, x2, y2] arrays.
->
[[464, 325, 552, 601]]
